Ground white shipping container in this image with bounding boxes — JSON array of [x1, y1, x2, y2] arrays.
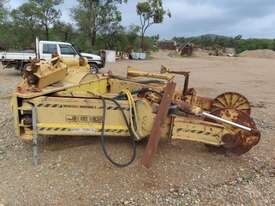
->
[[130, 52, 146, 60], [105, 50, 116, 63]]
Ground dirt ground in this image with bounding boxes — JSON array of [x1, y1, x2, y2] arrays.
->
[[0, 52, 274, 206]]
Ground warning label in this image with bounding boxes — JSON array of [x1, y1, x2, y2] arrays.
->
[[65, 115, 103, 123]]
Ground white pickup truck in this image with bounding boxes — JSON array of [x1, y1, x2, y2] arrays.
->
[[0, 40, 104, 72]]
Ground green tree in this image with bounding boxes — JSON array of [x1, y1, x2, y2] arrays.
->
[[0, 0, 8, 24], [100, 24, 124, 49], [97, 2, 124, 49], [126, 25, 140, 51], [31, 0, 63, 40], [11, 2, 41, 47], [0, 1, 13, 49], [72, 0, 127, 48], [51, 21, 75, 42], [136, 0, 170, 51]]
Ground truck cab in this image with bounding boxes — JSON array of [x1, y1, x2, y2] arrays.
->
[[39, 41, 104, 72]]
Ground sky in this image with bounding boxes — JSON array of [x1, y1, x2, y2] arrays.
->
[[8, 0, 275, 39]]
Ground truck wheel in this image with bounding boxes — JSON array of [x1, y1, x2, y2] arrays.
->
[[20, 63, 28, 76], [90, 63, 99, 74]]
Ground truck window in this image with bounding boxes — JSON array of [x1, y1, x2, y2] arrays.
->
[[43, 44, 57, 54], [59, 44, 77, 55]]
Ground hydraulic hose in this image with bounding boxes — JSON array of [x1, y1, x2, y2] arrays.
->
[[121, 89, 142, 140], [99, 96, 137, 168], [95, 88, 162, 167]]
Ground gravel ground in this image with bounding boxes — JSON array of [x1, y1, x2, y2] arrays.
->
[[0, 54, 274, 206]]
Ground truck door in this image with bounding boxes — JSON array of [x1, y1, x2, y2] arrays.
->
[[41, 43, 58, 60], [58, 44, 79, 60]]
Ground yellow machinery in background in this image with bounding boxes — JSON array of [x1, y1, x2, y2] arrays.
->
[[11, 57, 261, 167]]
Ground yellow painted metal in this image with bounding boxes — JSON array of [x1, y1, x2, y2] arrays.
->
[[15, 74, 108, 99], [172, 116, 231, 146], [63, 71, 91, 84], [63, 57, 90, 71], [36, 66, 67, 89], [134, 100, 155, 138], [55, 77, 109, 97], [36, 122, 129, 136], [108, 78, 164, 93], [16, 57, 91, 98], [11, 59, 256, 151], [18, 57, 67, 89], [32, 96, 130, 134], [14, 94, 161, 141], [12, 70, 230, 146], [127, 66, 174, 80], [13, 91, 175, 142], [11, 95, 21, 138], [62, 58, 81, 68]]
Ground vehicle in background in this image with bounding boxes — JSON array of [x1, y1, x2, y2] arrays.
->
[[0, 40, 105, 73], [0, 50, 35, 71]]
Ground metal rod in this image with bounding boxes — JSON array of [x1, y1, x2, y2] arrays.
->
[[202, 112, 252, 132], [183, 73, 189, 96], [32, 107, 39, 166], [142, 81, 176, 168]]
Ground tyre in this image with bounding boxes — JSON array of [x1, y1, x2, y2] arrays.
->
[[89, 63, 99, 74], [20, 63, 28, 76]]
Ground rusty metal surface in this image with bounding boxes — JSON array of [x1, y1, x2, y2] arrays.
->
[[12, 61, 262, 167], [184, 94, 213, 111], [183, 72, 190, 96], [177, 101, 193, 114], [160, 65, 190, 96], [212, 92, 251, 115], [210, 108, 260, 155], [141, 81, 176, 168]]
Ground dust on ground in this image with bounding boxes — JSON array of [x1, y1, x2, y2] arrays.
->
[[0, 53, 274, 206]]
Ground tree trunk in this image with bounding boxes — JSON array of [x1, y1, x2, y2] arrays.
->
[[92, 27, 96, 46], [45, 24, 49, 40], [141, 32, 145, 52], [90, 0, 97, 47], [64, 32, 68, 42]]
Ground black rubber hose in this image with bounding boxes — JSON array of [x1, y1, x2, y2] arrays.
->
[[99, 96, 137, 168]]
